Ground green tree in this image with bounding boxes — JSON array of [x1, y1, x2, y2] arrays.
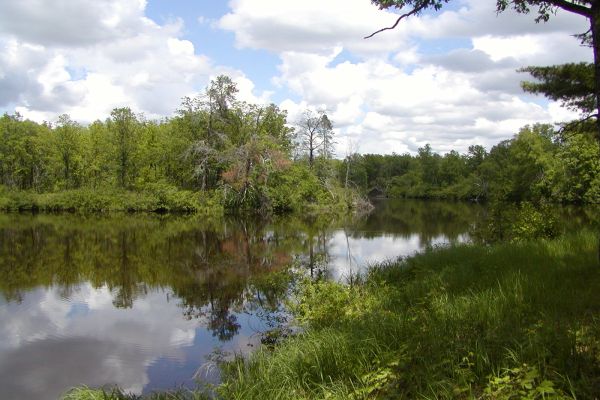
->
[[509, 124, 556, 201], [53, 114, 82, 189], [418, 144, 441, 191], [108, 107, 140, 188], [466, 145, 487, 170], [220, 103, 294, 211], [186, 75, 238, 190], [341, 153, 368, 191], [439, 150, 467, 186], [520, 63, 595, 117], [137, 120, 166, 185], [0, 113, 50, 190], [82, 120, 112, 188], [549, 129, 600, 202]]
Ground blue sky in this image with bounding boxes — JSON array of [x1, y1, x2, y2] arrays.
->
[[146, 0, 281, 97], [0, 0, 592, 155]]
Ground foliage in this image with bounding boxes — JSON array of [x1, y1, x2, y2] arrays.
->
[[520, 63, 595, 116], [288, 279, 353, 328], [549, 131, 600, 203], [266, 163, 340, 214], [471, 201, 561, 244], [0, 187, 224, 214], [482, 364, 573, 400], [340, 123, 599, 204], [62, 386, 210, 400]]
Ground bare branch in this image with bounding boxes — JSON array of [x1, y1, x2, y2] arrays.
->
[[556, 113, 598, 140], [364, 3, 427, 39]]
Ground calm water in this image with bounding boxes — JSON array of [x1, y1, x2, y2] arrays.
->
[[0, 200, 593, 399]]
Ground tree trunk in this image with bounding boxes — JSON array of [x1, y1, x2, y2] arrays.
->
[[591, 6, 600, 145], [591, 7, 600, 266], [309, 137, 314, 168]]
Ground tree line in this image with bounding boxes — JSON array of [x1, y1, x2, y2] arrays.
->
[[0, 75, 347, 214], [342, 122, 600, 203]]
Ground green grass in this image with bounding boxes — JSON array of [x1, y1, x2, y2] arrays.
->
[[0, 186, 224, 214], [217, 231, 600, 399], [61, 386, 210, 400]]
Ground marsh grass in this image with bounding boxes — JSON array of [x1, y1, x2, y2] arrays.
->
[[61, 386, 210, 400], [217, 231, 600, 399]]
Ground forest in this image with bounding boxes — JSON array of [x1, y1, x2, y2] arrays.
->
[[0, 76, 352, 215], [343, 122, 600, 203]]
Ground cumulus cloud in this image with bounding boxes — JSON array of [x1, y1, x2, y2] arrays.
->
[[218, 0, 416, 56], [0, 0, 268, 123], [0, 0, 148, 47], [219, 0, 593, 154], [0, 0, 594, 153]]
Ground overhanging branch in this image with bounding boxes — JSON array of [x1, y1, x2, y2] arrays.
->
[[549, 0, 592, 18], [556, 113, 598, 140], [364, 3, 427, 39]]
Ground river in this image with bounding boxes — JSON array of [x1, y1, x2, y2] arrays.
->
[[0, 199, 594, 399]]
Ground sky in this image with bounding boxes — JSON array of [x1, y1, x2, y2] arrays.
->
[[0, 0, 592, 156]]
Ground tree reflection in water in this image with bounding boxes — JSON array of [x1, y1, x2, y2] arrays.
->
[[0, 214, 301, 339]]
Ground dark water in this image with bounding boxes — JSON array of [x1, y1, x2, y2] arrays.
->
[[0, 200, 594, 399]]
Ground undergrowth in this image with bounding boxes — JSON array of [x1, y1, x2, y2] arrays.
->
[[0, 186, 223, 214]]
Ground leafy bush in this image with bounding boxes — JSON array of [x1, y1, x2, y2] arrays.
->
[[0, 187, 224, 215], [482, 364, 573, 400], [266, 164, 336, 214], [473, 201, 560, 244]]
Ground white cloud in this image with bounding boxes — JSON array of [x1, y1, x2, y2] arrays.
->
[[0, 0, 148, 47], [0, 0, 268, 123], [218, 0, 415, 56], [0, 0, 594, 153], [220, 0, 593, 154]]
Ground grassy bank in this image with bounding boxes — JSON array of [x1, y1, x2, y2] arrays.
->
[[0, 184, 362, 216], [0, 186, 224, 214], [61, 387, 209, 400], [218, 231, 600, 399]]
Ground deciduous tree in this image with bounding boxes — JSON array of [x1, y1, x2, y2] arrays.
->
[[296, 110, 334, 168], [108, 107, 140, 188]]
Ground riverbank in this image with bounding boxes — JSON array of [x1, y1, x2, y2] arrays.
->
[[218, 231, 600, 399], [0, 186, 223, 214], [63, 230, 600, 399], [0, 185, 364, 216]]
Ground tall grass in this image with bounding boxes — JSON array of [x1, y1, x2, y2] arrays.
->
[[61, 386, 209, 400], [218, 231, 600, 399]]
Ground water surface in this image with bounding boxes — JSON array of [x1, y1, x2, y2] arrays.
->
[[2, 199, 591, 399]]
